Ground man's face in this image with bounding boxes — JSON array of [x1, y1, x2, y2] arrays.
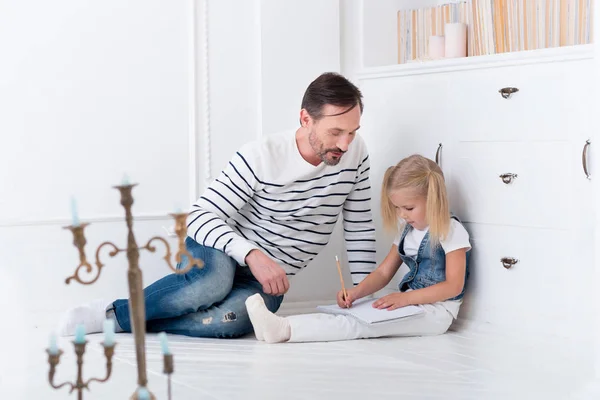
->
[[304, 104, 361, 166]]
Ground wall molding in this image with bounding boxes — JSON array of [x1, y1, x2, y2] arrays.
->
[[254, 0, 263, 140], [189, 0, 211, 203], [200, 0, 212, 190], [188, 0, 200, 202], [0, 213, 174, 228]]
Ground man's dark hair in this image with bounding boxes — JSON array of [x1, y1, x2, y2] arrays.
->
[[301, 72, 363, 121]]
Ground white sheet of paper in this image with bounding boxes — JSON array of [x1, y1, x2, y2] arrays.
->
[[316, 297, 424, 324]]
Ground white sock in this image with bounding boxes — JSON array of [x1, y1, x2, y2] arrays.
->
[[57, 299, 112, 337], [245, 294, 290, 343], [245, 295, 265, 341]]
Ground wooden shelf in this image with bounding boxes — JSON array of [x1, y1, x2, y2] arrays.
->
[[356, 44, 594, 80]]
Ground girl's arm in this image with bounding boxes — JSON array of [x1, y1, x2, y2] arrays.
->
[[349, 245, 403, 301], [373, 248, 467, 310]]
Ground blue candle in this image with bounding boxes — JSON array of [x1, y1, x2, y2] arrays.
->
[[103, 320, 115, 346], [137, 387, 150, 400], [48, 333, 59, 355], [74, 324, 86, 344], [70, 196, 80, 227], [158, 332, 171, 355]]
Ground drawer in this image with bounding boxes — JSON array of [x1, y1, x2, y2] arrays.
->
[[444, 59, 594, 142], [447, 141, 580, 230], [460, 223, 592, 340]]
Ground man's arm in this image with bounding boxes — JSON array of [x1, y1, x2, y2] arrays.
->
[[186, 148, 289, 295], [342, 153, 377, 286], [186, 150, 260, 265]]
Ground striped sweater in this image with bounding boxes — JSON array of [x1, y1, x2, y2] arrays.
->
[[186, 130, 376, 285]]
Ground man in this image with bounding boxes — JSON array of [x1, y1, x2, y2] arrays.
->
[[59, 72, 376, 338]]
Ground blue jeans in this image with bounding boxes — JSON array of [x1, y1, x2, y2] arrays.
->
[[111, 238, 284, 338]]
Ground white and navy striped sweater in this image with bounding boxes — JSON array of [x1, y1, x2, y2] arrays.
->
[[186, 131, 376, 285]]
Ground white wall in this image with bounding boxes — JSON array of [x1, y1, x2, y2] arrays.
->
[[204, 0, 262, 184], [0, 0, 193, 328], [259, 0, 340, 136], [2, 0, 425, 328], [0, 0, 356, 329]]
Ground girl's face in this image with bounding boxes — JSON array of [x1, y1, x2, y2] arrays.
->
[[389, 189, 428, 230]]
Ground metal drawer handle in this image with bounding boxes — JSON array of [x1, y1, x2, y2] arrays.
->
[[501, 257, 519, 269], [499, 87, 519, 99], [582, 139, 591, 179], [499, 173, 518, 184], [435, 143, 442, 165]]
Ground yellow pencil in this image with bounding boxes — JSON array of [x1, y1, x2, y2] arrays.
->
[[335, 255, 349, 308]]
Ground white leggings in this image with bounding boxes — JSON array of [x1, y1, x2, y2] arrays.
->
[[287, 302, 456, 343]]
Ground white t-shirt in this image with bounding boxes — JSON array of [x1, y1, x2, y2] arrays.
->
[[393, 219, 472, 257], [392, 219, 471, 319]]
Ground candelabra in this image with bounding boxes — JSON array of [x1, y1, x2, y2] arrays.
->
[[47, 340, 115, 400], [48, 182, 204, 399]]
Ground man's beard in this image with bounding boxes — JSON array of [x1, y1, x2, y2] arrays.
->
[[308, 130, 343, 166]]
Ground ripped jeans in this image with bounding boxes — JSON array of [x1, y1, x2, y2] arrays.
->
[[111, 238, 284, 338]]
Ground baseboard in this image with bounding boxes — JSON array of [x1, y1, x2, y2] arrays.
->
[[449, 316, 591, 352], [276, 299, 329, 316]]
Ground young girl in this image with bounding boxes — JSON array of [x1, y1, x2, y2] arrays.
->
[[245, 154, 471, 343]]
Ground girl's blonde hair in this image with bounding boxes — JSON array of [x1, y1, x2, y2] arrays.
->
[[381, 154, 450, 247]]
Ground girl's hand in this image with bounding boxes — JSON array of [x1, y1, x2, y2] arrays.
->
[[372, 293, 411, 310], [336, 288, 358, 308]]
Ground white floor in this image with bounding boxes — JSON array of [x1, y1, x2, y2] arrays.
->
[[2, 309, 599, 400]]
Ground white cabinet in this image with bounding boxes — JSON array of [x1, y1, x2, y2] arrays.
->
[[358, 48, 596, 344]]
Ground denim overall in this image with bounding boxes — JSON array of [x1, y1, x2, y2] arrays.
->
[[397, 215, 471, 301]]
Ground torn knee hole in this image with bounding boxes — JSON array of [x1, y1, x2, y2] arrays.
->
[[221, 311, 237, 323]]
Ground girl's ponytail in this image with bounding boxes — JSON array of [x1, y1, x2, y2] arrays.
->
[[426, 168, 450, 248], [380, 166, 398, 233]]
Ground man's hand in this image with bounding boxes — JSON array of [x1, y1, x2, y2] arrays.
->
[[372, 292, 411, 311], [245, 249, 289, 296]]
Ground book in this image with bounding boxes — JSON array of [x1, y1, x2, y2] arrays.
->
[[397, 0, 593, 63], [316, 297, 424, 325]]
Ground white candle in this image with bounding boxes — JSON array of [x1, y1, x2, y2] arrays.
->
[[158, 332, 171, 355], [444, 23, 468, 58], [103, 319, 115, 346], [70, 196, 80, 227], [74, 324, 86, 344], [49, 333, 59, 355], [121, 173, 130, 186], [429, 35, 445, 59]]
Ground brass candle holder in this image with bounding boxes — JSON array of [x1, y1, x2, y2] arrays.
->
[[47, 341, 115, 400], [163, 353, 174, 399], [49, 182, 204, 399]]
